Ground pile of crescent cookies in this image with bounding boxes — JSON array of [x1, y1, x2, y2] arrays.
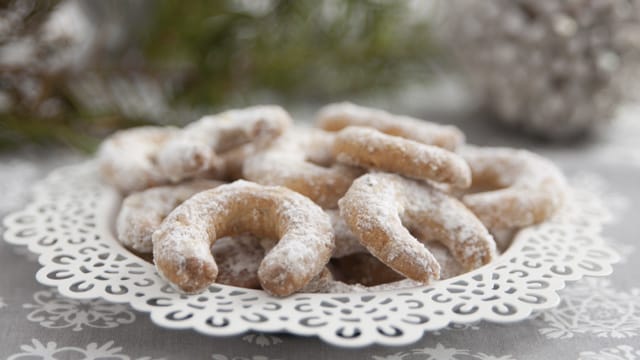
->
[[99, 103, 567, 297]]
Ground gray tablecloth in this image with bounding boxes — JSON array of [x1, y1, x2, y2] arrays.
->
[[1, 105, 639, 360]]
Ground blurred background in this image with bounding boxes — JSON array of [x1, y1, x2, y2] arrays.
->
[[1, 0, 640, 152]]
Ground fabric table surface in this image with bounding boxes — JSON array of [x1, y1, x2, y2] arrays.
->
[[1, 105, 639, 360]]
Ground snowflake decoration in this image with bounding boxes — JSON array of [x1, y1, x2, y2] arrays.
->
[[372, 343, 516, 360], [212, 355, 282, 360], [23, 290, 135, 331], [411, 344, 470, 359], [537, 278, 640, 339], [7, 339, 162, 360], [578, 345, 640, 360], [241, 333, 283, 347]]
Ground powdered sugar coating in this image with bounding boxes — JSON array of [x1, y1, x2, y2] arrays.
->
[[316, 102, 465, 151], [157, 105, 292, 182], [98, 126, 180, 193], [243, 127, 363, 208], [152, 180, 334, 296], [339, 173, 497, 284], [461, 146, 567, 229], [116, 179, 224, 253], [333, 126, 471, 188]]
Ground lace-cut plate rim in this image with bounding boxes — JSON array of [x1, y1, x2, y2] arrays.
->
[[2, 161, 621, 348]]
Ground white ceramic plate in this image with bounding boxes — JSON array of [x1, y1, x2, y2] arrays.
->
[[2, 161, 619, 347]]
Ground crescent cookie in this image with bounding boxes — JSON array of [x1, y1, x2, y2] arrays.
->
[[325, 243, 463, 293], [327, 208, 466, 281], [328, 210, 464, 282], [316, 102, 465, 150], [157, 105, 292, 182], [152, 180, 334, 296], [116, 179, 224, 253], [243, 128, 363, 208], [98, 126, 180, 193], [333, 126, 471, 188], [461, 146, 567, 229], [338, 173, 496, 283]]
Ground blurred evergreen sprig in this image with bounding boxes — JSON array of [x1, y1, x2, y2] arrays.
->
[[145, 0, 439, 105], [0, 0, 440, 151]]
